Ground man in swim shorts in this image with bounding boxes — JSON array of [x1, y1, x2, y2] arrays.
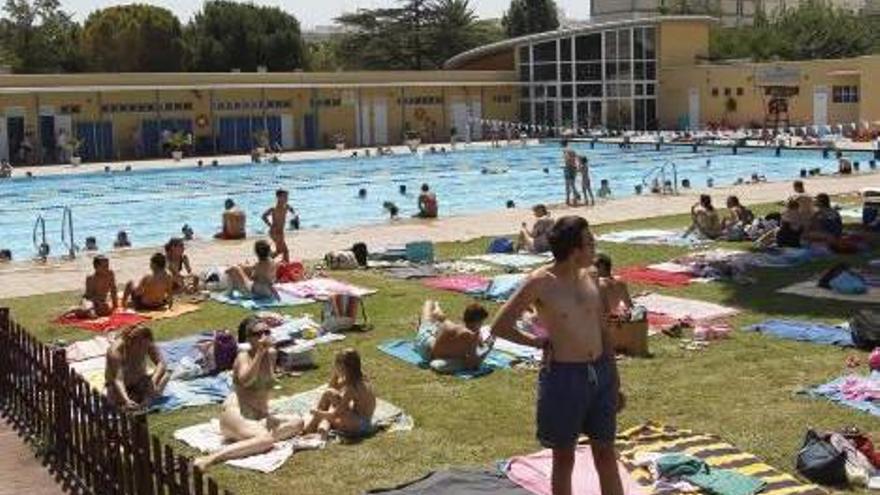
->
[[416, 300, 492, 371], [562, 140, 578, 206], [69, 255, 118, 318], [122, 253, 174, 310], [490, 216, 625, 495], [262, 189, 296, 263]]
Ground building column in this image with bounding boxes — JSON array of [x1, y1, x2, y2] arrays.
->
[[210, 89, 217, 155], [33, 94, 42, 165]]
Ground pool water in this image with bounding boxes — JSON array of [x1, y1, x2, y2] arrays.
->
[[0, 143, 864, 260]]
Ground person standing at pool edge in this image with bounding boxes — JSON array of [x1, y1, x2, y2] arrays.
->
[[490, 216, 624, 495], [262, 189, 295, 263], [561, 140, 578, 206]]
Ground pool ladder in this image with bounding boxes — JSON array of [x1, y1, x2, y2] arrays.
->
[[642, 161, 678, 195], [33, 214, 50, 261], [61, 206, 78, 259]]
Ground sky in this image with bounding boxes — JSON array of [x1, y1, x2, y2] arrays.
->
[[61, 0, 591, 28]]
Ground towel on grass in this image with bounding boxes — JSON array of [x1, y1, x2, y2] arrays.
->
[[65, 335, 114, 362], [464, 253, 551, 270], [54, 311, 149, 333], [597, 229, 704, 247], [150, 373, 232, 413], [634, 294, 739, 322], [383, 265, 442, 280], [617, 422, 827, 495], [210, 290, 314, 309], [743, 320, 853, 347], [174, 386, 412, 472], [377, 339, 515, 379], [434, 261, 494, 274], [616, 267, 694, 288], [778, 280, 880, 304], [504, 445, 644, 495], [485, 274, 528, 301], [276, 277, 376, 300], [135, 302, 202, 321], [367, 469, 532, 494], [803, 372, 880, 417], [422, 275, 490, 294]]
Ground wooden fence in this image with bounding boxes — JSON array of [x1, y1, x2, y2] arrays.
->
[[0, 308, 234, 495]]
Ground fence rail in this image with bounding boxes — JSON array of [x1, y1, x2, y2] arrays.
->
[[0, 308, 234, 495]]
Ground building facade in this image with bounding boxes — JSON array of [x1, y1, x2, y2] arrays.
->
[[0, 71, 518, 164]]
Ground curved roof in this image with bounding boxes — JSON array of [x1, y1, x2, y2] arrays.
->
[[443, 15, 717, 69]]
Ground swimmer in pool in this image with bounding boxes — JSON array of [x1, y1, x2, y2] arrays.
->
[[226, 240, 279, 300], [122, 253, 174, 311]]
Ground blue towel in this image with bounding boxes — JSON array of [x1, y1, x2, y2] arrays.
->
[[377, 339, 514, 379], [211, 291, 313, 309], [485, 274, 527, 301], [803, 372, 880, 417], [158, 333, 214, 370], [743, 320, 853, 347], [149, 373, 233, 413]]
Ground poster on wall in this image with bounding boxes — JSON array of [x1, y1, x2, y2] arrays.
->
[[755, 66, 801, 87]]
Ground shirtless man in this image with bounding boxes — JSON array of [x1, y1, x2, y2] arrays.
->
[[121, 253, 173, 310], [415, 301, 491, 370], [69, 255, 118, 318], [105, 325, 169, 411], [262, 189, 296, 263], [215, 198, 246, 240], [594, 254, 633, 318], [578, 155, 596, 207], [790, 180, 815, 227], [562, 141, 579, 206], [491, 216, 624, 495]]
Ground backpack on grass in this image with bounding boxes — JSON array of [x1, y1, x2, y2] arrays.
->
[[851, 310, 880, 350]]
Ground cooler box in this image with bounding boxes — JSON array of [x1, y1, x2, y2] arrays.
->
[[406, 241, 434, 263]]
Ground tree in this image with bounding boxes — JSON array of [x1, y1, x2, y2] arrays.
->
[[184, 1, 305, 72], [0, 0, 83, 73], [80, 5, 183, 72], [502, 0, 558, 38], [305, 40, 343, 72], [424, 0, 504, 67]]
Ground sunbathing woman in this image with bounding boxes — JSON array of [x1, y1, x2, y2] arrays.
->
[[415, 300, 492, 370], [685, 194, 722, 239], [226, 240, 279, 300], [305, 348, 376, 440], [517, 204, 554, 254], [194, 317, 304, 470], [165, 237, 198, 293]]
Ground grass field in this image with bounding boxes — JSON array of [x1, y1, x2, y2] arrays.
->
[[2, 203, 877, 494]]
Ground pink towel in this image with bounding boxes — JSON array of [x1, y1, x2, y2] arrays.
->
[[506, 445, 645, 495], [617, 267, 694, 288], [422, 275, 491, 294], [276, 277, 375, 300]]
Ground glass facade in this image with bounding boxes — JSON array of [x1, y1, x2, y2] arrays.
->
[[518, 26, 657, 131]]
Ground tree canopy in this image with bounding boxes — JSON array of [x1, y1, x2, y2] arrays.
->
[[80, 4, 183, 72], [501, 0, 559, 38], [0, 0, 82, 73], [183, 1, 305, 72]]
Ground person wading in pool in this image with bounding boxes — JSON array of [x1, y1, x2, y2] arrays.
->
[[262, 189, 296, 263], [215, 198, 246, 240], [490, 216, 625, 495]]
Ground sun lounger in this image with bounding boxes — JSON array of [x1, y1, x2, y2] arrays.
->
[[743, 320, 853, 347]]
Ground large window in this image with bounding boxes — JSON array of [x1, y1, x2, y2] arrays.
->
[[832, 85, 859, 103]]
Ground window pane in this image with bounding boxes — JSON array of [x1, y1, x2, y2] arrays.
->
[[546, 85, 557, 98], [577, 84, 603, 98], [575, 33, 602, 61], [646, 83, 656, 96], [533, 85, 545, 98], [546, 103, 556, 125], [616, 83, 632, 97], [618, 61, 631, 80], [577, 102, 591, 128], [646, 99, 657, 130], [604, 31, 617, 59], [562, 84, 573, 98], [534, 102, 546, 123], [561, 63, 573, 82], [534, 41, 557, 62], [635, 99, 645, 130], [519, 64, 530, 81], [576, 63, 602, 81], [645, 62, 656, 80], [617, 29, 631, 60], [634, 61, 645, 80], [635, 83, 644, 96], [534, 64, 558, 81], [605, 62, 617, 80], [561, 101, 573, 124], [560, 37, 572, 61], [520, 102, 531, 122], [633, 29, 644, 60], [519, 46, 531, 64], [606, 83, 617, 97], [643, 27, 656, 59], [521, 86, 531, 98]]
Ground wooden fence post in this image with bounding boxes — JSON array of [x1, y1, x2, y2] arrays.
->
[[0, 308, 9, 407], [131, 412, 155, 495], [51, 346, 69, 467]]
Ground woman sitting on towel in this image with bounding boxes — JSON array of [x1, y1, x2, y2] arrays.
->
[[593, 254, 635, 319], [414, 300, 493, 371], [685, 194, 722, 240], [305, 348, 376, 440], [194, 317, 304, 470], [517, 204, 554, 254], [106, 325, 169, 411], [225, 240, 279, 300], [165, 237, 199, 294]]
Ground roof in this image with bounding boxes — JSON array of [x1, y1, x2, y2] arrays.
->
[[443, 15, 717, 69]]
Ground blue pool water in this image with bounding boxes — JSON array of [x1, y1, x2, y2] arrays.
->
[[0, 143, 865, 260]]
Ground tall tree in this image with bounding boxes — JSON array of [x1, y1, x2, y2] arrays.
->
[[80, 4, 183, 72], [425, 0, 504, 67], [502, 0, 558, 38], [0, 0, 82, 73], [184, 1, 305, 72]]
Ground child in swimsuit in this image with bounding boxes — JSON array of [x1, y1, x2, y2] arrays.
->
[[305, 348, 376, 440], [165, 237, 198, 293]]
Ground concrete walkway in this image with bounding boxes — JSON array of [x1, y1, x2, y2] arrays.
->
[[0, 171, 873, 300], [0, 419, 65, 495]]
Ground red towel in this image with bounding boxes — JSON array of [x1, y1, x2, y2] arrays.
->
[[422, 275, 490, 294], [616, 266, 693, 287], [54, 311, 149, 333]]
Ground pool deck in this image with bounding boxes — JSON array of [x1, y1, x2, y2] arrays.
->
[[0, 169, 873, 300]]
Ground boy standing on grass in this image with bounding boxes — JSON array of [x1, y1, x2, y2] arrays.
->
[[491, 216, 625, 495], [262, 189, 296, 263]]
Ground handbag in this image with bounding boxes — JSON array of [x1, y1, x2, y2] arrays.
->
[[796, 430, 847, 486]]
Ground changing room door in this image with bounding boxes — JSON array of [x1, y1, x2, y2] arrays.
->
[[281, 114, 294, 149], [469, 98, 483, 140], [304, 114, 317, 149], [359, 100, 372, 146], [372, 99, 388, 145], [688, 88, 700, 131], [813, 86, 828, 128], [0, 118, 7, 161], [450, 102, 468, 140]]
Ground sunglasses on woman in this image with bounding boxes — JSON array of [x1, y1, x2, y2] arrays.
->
[[250, 328, 271, 338]]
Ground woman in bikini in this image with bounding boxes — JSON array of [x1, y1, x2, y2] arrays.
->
[[226, 240, 279, 300], [165, 237, 198, 293], [194, 317, 304, 470], [305, 348, 376, 440]]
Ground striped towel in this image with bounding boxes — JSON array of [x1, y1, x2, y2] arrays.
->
[[616, 422, 826, 495]]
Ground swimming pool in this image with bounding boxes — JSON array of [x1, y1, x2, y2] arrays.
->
[[0, 142, 866, 260]]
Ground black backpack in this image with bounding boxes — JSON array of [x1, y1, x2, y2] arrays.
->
[[850, 310, 880, 350], [796, 430, 847, 486], [351, 242, 369, 268]]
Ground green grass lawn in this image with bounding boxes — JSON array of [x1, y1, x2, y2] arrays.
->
[[2, 203, 877, 495]]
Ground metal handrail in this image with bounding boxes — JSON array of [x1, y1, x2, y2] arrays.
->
[[33, 214, 49, 260], [61, 206, 77, 259]]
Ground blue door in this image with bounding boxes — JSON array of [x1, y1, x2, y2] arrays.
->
[[141, 120, 160, 157], [98, 121, 113, 161], [39, 116, 55, 163], [219, 118, 236, 154], [75, 122, 96, 162], [235, 117, 251, 152], [304, 114, 317, 149], [267, 116, 282, 148]]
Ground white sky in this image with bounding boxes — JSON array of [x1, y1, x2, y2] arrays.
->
[[59, 0, 591, 28]]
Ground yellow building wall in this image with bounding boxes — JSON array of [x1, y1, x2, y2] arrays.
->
[[657, 20, 711, 69]]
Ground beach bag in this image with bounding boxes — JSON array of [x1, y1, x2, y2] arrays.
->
[[488, 237, 514, 254], [797, 430, 847, 486], [276, 261, 305, 283], [277, 344, 315, 371], [324, 251, 359, 270], [321, 293, 369, 332], [213, 331, 238, 372], [829, 271, 867, 295], [351, 242, 369, 267], [406, 241, 434, 263], [850, 310, 880, 350]]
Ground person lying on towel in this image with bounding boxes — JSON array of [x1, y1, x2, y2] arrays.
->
[[415, 300, 493, 372], [194, 317, 305, 470], [105, 325, 169, 411], [304, 348, 376, 440]]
